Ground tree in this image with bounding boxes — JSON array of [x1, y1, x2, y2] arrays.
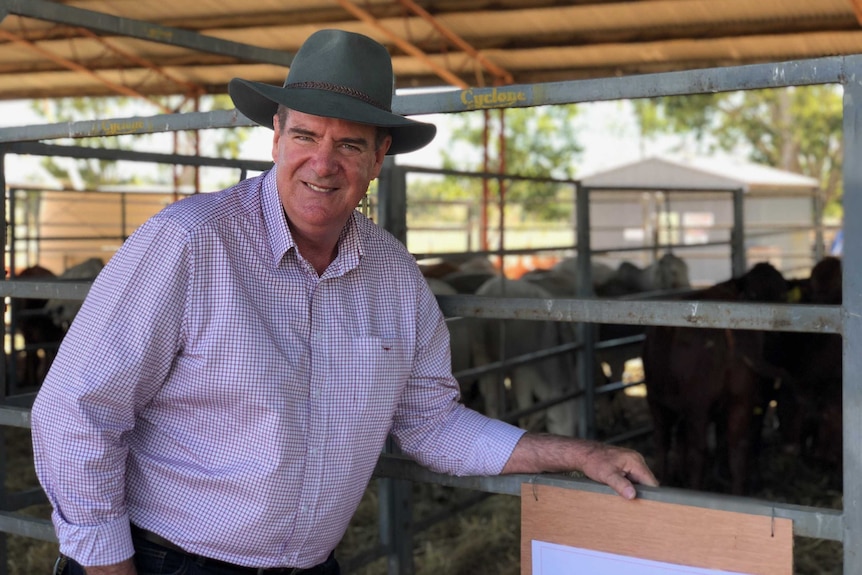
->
[[31, 94, 249, 190], [631, 86, 843, 217], [437, 105, 584, 220]]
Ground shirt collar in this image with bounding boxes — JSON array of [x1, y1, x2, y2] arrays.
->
[[261, 168, 365, 273]]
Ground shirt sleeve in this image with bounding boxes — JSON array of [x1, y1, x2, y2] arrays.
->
[[389, 274, 525, 477], [30, 215, 191, 566]]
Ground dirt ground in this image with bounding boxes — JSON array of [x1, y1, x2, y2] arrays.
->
[[7, 391, 844, 574]]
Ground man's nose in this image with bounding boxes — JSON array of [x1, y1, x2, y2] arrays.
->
[[309, 142, 339, 175]]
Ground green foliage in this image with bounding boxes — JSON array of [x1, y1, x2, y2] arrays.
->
[[32, 96, 154, 188], [631, 86, 844, 216], [437, 105, 583, 220], [30, 94, 251, 190]]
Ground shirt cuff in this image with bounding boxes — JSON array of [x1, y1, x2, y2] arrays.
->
[[55, 512, 135, 567], [469, 416, 527, 475]]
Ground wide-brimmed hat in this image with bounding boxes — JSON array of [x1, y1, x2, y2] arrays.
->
[[229, 29, 437, 155]]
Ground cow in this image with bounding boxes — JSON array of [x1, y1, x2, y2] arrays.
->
[[642, 262, 788, 495], [471, 276, 581, 436], [10, 265, 67, 389], [594, 253, 692, 386], [44, 257, 105, 331], [425, 277, 482, 408], [765, 256, 842, 472], [596, 252, 691, 298]]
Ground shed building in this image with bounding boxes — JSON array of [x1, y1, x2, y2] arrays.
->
[[580, 155, 822, 286]]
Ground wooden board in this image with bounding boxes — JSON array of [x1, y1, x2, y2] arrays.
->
[[522, 484, 792, 575]]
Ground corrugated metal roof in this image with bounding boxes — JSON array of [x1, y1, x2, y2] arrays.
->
[[581, 156, 820, 192], [1, 0, 861, 101]]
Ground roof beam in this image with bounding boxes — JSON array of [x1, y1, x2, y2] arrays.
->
[[0, 0, 294, 67], [850, 0, 862, 26], [394, 0, 514, 85], [334, 0, 469, 89], [0, 27, 172, 111], [76, 28, 205, 101]]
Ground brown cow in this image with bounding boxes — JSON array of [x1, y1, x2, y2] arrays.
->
[[766, 257, 842, 471], [642, 262, 788, 495]]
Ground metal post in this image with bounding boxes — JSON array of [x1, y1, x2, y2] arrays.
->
[[376, 158, 407, 246], [812, 187, 825, 262], [1, 163, 9, 400], [375, 159, 413, 574], [378, 443, 414, 575], [575, 184, 595, 439], [841, 54, 862, 575], [0, 151, 7, 575], [731, 187, 747, 277]]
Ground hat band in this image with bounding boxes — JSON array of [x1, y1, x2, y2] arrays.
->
[[285, 81, 391, 112]]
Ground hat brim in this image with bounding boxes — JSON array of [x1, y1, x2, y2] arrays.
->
[[229, 78, 436, 156]]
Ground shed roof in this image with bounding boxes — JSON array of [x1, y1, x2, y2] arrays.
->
[[1, 1, 862, 101], [580, 155, 820, 193]]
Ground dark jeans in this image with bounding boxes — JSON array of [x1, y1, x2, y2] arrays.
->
[[54, 533, 341, 575]]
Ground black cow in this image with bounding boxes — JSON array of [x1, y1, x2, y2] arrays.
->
[[642, 262, 788, 495]]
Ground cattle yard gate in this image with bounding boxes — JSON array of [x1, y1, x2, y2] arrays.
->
[[0, 19, 855, 575]]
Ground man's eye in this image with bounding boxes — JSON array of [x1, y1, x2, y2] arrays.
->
[[341, 144, 362, 154]]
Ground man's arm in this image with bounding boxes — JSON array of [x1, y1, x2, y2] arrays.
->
[[501, 432, 659, 500]]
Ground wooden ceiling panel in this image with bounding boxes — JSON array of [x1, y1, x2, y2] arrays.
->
[[0, 0, 859, 100]]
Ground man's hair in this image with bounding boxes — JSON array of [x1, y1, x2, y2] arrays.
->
[[276, 105, 390, 151]]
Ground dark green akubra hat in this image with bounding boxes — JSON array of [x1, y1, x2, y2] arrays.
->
[[229, 29, 437, 155]]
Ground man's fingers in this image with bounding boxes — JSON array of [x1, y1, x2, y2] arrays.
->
[[625, 463, 660, 488], [604, 472, 637, 500]]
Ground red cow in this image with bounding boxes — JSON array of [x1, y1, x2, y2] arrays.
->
[[642, 262, 788, 495]]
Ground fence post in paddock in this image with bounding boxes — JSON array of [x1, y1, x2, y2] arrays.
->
[[841, 56, 862, 574], [377, 158, 408, 245], [731, 187, 747, 278], [575, 183, 597, 439]]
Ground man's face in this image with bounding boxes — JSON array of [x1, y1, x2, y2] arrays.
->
[[272, 109, 391, 242]]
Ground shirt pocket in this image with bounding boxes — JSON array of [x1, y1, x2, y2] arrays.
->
[[329, 336, 411, 423]]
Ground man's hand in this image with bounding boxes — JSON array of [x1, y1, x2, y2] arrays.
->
[[501, 433, 659, 499]]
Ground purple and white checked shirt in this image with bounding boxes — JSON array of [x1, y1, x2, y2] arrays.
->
[[31, 168, 525, 569]]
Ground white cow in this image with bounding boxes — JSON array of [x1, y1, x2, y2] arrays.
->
[[426, 277, 483, 410], [471, 276, 580, 436]]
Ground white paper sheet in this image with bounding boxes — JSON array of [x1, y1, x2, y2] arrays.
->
[[532, 540, 753, 575]]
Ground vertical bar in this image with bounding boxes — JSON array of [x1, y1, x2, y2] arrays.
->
[[375, 162, 413, 574], [376, 158, 407, 246], [0, 152, 7, 575], [1, 163, 9, 400], [121, 193, 127, 240], [812, 187, 825, 263], [731, 187, 747, 277], [378, 441, 414, 575], [841, 54, 862, 575], [576, 184, 595, 439]]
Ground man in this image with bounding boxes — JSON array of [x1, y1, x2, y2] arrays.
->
[[32, 29, 657, 575]]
